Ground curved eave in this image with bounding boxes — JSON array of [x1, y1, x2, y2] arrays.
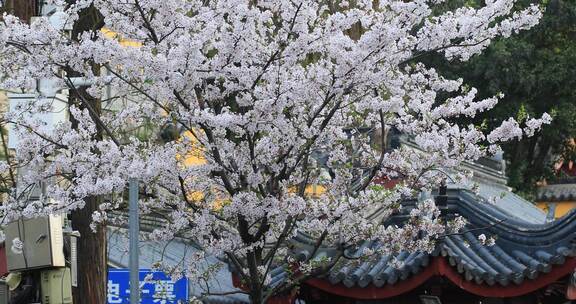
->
[[305, 256, 576, 300], [537, 195, 576, 202], [449, 191, 576, 244]]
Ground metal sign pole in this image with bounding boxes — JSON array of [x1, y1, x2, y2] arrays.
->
[[129, 178, 140, 304]]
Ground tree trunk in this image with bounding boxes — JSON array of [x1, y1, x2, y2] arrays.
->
[[68, 86, 107, 304], [67, 3, 107, 303], [68, 84, 107, 304], [71, 196, 107, 304], [0, 0, 37, 23], [250, 292, 264, 304]]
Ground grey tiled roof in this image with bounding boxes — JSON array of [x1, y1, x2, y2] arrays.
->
[[404, 137, 547, 224], [537, 183, 576, 202], [467, 183, 546, 224], [280, 189, 576, 289]]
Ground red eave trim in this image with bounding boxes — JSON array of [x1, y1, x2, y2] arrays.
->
[[305, 256, 576, 299]]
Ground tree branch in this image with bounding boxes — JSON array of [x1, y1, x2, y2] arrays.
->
[[64, 76, 121, 147]]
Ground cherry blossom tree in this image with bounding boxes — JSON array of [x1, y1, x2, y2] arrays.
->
[[0, 0, 550, 302]]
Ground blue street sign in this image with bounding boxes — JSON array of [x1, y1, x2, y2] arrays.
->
[[107, 269, 189, 304]]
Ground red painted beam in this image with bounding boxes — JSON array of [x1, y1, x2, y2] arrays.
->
[[305, 256, 576, 299]]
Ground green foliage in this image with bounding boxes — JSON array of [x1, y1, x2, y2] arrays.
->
[[428, 0, 576, 196]]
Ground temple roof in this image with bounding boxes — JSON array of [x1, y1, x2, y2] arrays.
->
[[402, 137, 547, 223], [449, 182, 546, 224], [281, 189, 576, 297], [107, 189, 575, 301], [537, 183, 576, 202]]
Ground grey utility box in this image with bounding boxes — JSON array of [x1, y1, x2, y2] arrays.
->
[[5, 215, 65, 271]]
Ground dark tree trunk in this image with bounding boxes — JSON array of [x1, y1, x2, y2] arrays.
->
[[68, 85, 107, 304], [250, 290, 264, 304], [71, 197, 107, 304], [68, 80, 107, 304], [0, 0, 37, 23], [67, 3, 107, 303]]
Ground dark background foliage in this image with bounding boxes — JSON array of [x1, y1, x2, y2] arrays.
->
[[427, 0, 576, 199]]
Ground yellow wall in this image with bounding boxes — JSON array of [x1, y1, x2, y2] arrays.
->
[[0, 91, 6, 111], [101, 28, 141, 47], [536, 201, 576, 219]]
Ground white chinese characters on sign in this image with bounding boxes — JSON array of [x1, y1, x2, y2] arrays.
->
[[107, 280, 123, 304], [107, 270, 188, 304], [153, 280, 177, 304]]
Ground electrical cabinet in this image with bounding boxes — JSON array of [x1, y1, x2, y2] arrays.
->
[[5, 215, 65, 271], [40, 268, 72, 304]]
